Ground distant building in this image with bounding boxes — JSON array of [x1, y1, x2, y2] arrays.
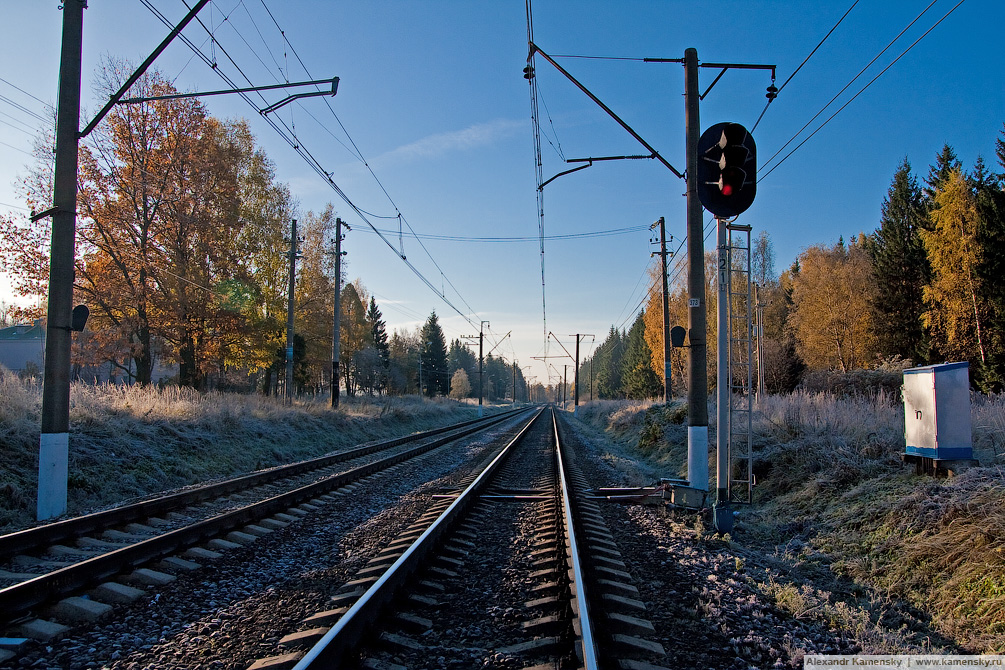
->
[[0, 320, 45, 375]]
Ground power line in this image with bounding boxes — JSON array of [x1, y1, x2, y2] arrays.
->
[[760, 0, 966, 182], [152, 0, 482, 330], [0, 77, 49, 106], [355, 224, 650, 243], [750, 0, 859, 132], [247, 0, 482, 326], [758, 0, 944, 177]]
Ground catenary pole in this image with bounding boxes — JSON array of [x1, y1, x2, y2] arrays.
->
[[286, 219, 298, 403], [37, 0, 84, 521], [684, 48, 709, 493], [331, 218, 347, 408], [660, 217, 672, 402], [574, 336, 580, 415], [652, 216, 673, 403]]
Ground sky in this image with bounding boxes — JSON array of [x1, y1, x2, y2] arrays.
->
[[0, 0, 1002, 389]]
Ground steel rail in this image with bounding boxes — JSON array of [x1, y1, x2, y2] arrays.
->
[[0, 407, 526, 561], [291, 407, 546, 669], [0, 408, 533, 623], [553, 410, 601, 670]]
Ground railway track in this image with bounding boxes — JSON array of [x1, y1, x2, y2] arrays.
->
[[243, 407, 669, 670], [0, 407, 530, 636]]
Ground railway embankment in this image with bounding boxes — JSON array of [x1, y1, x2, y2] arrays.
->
[[0, 373, 480, 533], [575, 392, 1005, 655]]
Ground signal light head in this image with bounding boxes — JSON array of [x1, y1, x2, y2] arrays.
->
[[695, 122, 757, 217]]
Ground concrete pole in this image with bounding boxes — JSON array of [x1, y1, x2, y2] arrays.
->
[[38, 0, 85, 520], [684, 47, 709, 493], [286, 219, 297, 403], [331, 218, 344, 408], [658, 216, 673, 403], [478, 321, 487, 417], [573, 335, 580, 416], [563, 365, 568, 409]]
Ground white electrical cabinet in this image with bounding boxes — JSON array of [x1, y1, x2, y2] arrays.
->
[[903, 361, 972, 462]]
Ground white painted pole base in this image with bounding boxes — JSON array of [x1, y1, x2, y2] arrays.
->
[[38, 432, 69, 520], [687, 425, 709, 492]]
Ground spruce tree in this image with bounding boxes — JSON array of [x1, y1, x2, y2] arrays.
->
[[419, 312, 449, 397], [869, 158, 929, 364], [973, 153, 1005, 390], [367, 297, 390, 391], [593, 326, 624, 398], [924, 144, 962, 204], [622, 312, 663, 399]]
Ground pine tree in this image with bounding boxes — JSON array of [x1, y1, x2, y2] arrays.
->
[[869, 158, 930, 364]]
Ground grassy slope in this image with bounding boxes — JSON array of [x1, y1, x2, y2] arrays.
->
[[0, 372, 480, 532], [576, 392, 1005, 653]]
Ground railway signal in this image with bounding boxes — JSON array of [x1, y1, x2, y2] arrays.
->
[[696, 122, 756, 218]]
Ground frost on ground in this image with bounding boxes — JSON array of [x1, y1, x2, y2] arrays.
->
[[562, 397, 987, 664]]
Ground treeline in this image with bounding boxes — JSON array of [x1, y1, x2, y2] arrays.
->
[[0, 60, 530, 400], [583, 125, 1005, 398]]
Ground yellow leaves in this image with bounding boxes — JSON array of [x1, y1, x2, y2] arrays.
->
[[921, 168, 986, 363], [789, 240, 877, 372]]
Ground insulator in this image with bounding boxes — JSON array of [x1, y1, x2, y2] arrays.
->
[[523, 65, 535, 80], [765, 84, 779, 100]]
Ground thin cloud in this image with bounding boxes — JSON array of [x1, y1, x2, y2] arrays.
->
[[376, 119, 524, 166]]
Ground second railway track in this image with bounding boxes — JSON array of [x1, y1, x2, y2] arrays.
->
[[0, 407, 530, 634]]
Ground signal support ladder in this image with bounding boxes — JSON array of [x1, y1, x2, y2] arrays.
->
[[726, 223, 754, 504]]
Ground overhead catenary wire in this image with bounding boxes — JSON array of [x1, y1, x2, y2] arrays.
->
[[150, 0, 482, 330], [759, 0, 948, 178], [248, 0, 482, 324], [750, 0, 860, 132]]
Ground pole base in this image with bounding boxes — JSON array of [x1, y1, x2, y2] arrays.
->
[[38, 432, 69, 520]]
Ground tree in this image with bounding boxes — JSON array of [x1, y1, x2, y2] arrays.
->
[[973, 137, 1005, 390], [447, 339, 477, 397], [622, 311, 663, 399], [339, 282, 369, 396], [922, 168, 989, 370], [868, 158, 930, 364], [924, 144, 962, 205], [752, 230, 776, 288], [762, 264, 804, 393], [368, 296, 390, 393], [788, 237, 877, 372], [592, 327, 624, 398], [419, 312, 448, 397], [449, 368, 471, 399], [0, 61, 296, 388], [386, 328, 419, 395]]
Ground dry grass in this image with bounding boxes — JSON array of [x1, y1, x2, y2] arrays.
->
[[575, 390, 1005, 653], [0, 370, 476, 532]]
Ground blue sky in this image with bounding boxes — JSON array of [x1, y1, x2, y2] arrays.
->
[[1, 1, 1001, 388]]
